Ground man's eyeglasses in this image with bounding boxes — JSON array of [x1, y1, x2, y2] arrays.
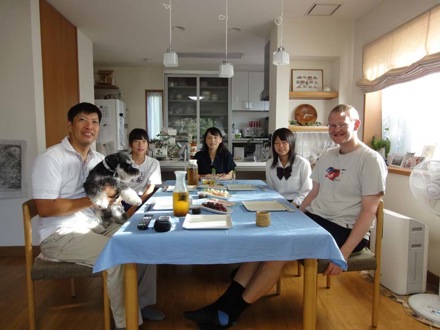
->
[[327, 123, 350, 130]]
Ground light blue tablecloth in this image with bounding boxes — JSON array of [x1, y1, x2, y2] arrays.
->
[[94, 180, 347, 272]]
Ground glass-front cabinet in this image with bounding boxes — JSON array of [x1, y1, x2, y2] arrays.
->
[[165, 74, 230, 148]]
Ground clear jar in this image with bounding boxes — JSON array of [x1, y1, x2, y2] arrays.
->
[[173, 171, 189, 217], [187, 159, 198, 186]]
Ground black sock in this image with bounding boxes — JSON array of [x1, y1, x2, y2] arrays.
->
[[216, 280, 245, 310], [217, 281, 249, 324]]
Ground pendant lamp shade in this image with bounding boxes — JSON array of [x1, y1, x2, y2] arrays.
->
[[219, 61, 234, 78], [163, 48, 178, 67], [163, 0, 178, 67], [273, 46, 290, 65]]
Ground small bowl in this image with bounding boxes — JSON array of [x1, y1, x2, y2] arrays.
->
[[192, 206, 202, 214]]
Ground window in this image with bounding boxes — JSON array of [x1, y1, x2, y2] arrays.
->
[[145, 90, 163, 140], [382, 71, 440, 160]]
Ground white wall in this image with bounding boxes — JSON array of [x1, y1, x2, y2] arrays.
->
[[77, 30, 95, 103], [269, 17, 355, 132], [94, 66, 164, 134], [0, 0, 43, 246]]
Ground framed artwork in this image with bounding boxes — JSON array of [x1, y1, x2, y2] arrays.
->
[[402, 152, 416, 168], [0, 139, 26, 199], [390, 153, 404, 167], [421, 144, 436, 160], [291, 69, 323, 91]]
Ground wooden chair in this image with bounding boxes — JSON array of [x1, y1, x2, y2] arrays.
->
[[290, 200, 384, 327], [23, 199, 111, 330]]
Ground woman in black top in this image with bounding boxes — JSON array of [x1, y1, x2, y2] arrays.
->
[[194, 127, 236, 180]]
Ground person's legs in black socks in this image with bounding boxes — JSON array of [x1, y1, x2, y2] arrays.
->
[[184, 281, 247, 326]]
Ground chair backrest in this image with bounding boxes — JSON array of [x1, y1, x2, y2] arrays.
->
[[373, 199, 384, 269], [23, 199, 38, 267]]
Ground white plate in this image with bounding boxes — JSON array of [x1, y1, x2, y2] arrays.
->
[[227, 184, 256, 191], [199, 204, 233, 214], [203, 191, 231, 200], [242, 200, 295, 212], [198, 184, 227, 190], [182, 214, 232, 229]]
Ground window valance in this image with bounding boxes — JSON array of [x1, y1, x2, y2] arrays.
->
[[357, 5, 440, 93]]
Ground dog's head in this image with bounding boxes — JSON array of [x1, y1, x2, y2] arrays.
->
[[102, 152, 140, 181]]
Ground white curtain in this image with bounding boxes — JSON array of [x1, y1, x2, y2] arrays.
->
[[147, 91, 163, 140], [357, 5, 440, 93]]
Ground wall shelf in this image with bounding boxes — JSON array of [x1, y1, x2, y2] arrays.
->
[[289, 125, 328, 132], [289, 91, 339, 100]]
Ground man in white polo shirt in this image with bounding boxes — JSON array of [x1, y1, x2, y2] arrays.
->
[[32, 102, 163, 330]]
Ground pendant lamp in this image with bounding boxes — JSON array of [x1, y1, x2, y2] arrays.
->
[[163, 0, 178, 67], [218, 0, 234, 78], [273, 0, 290, 66]]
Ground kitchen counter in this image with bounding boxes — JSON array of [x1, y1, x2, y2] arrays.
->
[[159, 160, 266, 171], [159, 159, 266, 180]]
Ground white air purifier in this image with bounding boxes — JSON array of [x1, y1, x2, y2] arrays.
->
[[370, 209, 429, 295]]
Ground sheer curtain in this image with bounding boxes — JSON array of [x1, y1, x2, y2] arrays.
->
[[146, 91, 163, 140], [382, 71, 440, 159]]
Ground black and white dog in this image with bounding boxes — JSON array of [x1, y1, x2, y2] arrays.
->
[[84, 152, 142, 228]]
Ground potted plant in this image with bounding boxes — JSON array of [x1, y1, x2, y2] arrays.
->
[[371, 135, 391, 159]]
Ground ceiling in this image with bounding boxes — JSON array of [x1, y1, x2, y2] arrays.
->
[[47, 0, 382, 70]]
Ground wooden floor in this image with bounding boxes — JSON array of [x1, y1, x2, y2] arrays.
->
[[1, 257, 432, 330]]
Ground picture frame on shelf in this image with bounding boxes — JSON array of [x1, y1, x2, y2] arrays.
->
[[291, 69, 323, 91], [402, 152, 416, 168], [421, 144, 436, 160], [389, 153, 404, 167]]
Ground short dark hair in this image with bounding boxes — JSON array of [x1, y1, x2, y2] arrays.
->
[[67, 102, 102, 123], [129, 128, 150, 144]]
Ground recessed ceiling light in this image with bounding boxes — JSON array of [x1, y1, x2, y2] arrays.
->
[[172, 26, 185, 31], [228, 27, 241, 32], [143, 58, 152, 63]]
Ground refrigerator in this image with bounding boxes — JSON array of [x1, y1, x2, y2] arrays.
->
[[95, 99, 129, 155]]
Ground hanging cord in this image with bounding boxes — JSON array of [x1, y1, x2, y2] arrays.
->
[[274, 0, 284, 48], [163, 0, 173, 50], [219, 0, 229, 62]]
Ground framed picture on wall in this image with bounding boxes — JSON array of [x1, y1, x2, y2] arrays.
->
[[291, 69, 323, 91], [0, 139, 26, 199]]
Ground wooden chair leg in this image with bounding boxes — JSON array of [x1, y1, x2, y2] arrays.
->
[[372, 269, 380, 327], [26, 277, 36, 330], [326, 275, 331, 288], [297, 261, 302, 276], [102, 271, 111, 330], [70, 278, 76, 297], [275, 278, 281, 295]]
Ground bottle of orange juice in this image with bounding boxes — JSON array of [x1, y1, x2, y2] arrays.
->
[[173, 171, 189, 217]]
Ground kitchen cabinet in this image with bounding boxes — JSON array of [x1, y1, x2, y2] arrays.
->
[[165, 74, 230, 146], [232, 71, 268, 111]]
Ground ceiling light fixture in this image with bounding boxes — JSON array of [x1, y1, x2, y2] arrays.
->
[[273, 0, 290, 66], [163, 0, 178, 67], [218, 0, 234, 78]]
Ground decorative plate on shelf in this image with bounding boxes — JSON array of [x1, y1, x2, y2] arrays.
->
[[294, 104, 317, 125]]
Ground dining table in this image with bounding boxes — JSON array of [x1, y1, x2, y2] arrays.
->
[[94, 179, 346, 330]]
